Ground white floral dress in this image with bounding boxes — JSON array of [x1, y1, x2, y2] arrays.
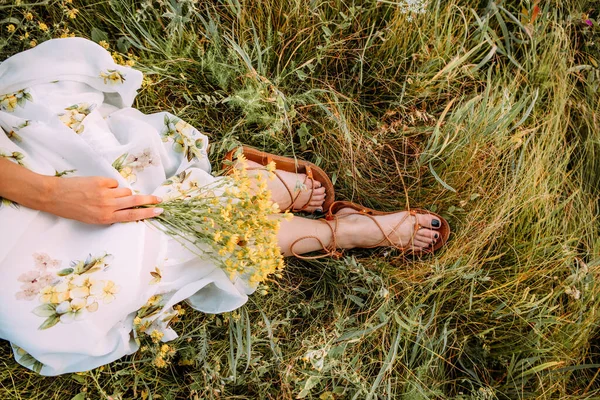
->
[[0, 38, 255, 376]]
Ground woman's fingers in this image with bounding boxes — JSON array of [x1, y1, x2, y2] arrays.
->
[[112, 207, 163, 223], [99, 177, 120, 188], [112, 187, 133, 198], [114, 194, 162, 210]]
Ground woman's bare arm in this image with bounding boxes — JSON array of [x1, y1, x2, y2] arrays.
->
[[0, 157, 163, 224]]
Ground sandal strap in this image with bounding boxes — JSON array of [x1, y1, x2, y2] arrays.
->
[[290, 218, 343, 259]]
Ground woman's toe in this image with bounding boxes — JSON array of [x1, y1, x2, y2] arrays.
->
[[310, 193, 326, 201], [415, 233, 436, 248], [312, 187, 326, 196], [416, 213, 442, 230], [411, 239, 430, 250], [416, 228, 438, 241]]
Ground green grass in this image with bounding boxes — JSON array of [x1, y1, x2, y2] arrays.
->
[[1, 0, 599, 398]]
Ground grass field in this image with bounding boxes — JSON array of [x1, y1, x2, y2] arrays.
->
[[1, 0, 599, 398]]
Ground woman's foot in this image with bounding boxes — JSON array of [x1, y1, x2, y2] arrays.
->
[[333, 208, 442, 252], [245, 160, 327, 213]]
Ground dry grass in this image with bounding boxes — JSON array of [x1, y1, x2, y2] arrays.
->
[[0, 0, 599, 398]]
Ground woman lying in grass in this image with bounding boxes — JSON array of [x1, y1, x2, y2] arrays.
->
[[0, 38, 448, 375]]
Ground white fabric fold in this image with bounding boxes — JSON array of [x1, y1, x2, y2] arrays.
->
[[0, 38, 253, 376]]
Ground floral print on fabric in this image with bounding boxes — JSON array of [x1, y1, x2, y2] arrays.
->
[[6, 120, 31, 142], [0, 89, 32, 112], [58, 103, 96, 134], [15, 252, 120, 330], [112, 148, 159, 184], [161, 115, 206, 162], [12, 344, 44, 374], [99, 69, 125, 85]]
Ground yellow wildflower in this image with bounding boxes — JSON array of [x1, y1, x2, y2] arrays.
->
[[66, 8, 79, 19], [160, 344, 170, 353], [153, 355, 167, 368], [24, 12, 33, 21], [7, 25, 15, 33], [98, 40, 109, 49], [133, 316, 142, 326], [38, 22, 48, 32], [150, 329, 164, 343], [213, 231, 222, 242], [174, 304, 185, 315], [29, 40, 37, 48], [265, 161, 276, 173]]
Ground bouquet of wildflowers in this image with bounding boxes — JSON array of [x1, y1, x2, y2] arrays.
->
[[149, 154, 290, 287]]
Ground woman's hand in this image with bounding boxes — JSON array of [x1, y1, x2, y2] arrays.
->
[[0, 157, 161, 224], [43, 176, 163, 224]]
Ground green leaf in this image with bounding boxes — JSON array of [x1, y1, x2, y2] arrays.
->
[[57, 268, 74, 276], [38, 314, 60, 330], [71, 374, 86, 384], [297, 376, 321, 399], [32, 303, 57, 317], [71, 393, 86, 400], [346, 294, 365, 307], [91, 28, 108, 44], [428, 162, 457, 193], [116, 37, 131, 53]]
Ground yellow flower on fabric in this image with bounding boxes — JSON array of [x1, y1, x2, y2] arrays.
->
[[0, 95, 18, 112], [99, 70, 125, 85], [91, 280, 120, 304], [40, 283, 70, 304], [119, 166, 137, 184], [69, 285, 90, 299], [147, 295, 161, 307], [7, 25, 15, 33], [57, 298, 87, 323]]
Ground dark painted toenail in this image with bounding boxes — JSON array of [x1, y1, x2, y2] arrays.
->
[[434, 233, 439, 239], [432, 219, 440, 227], [316, 208, 323, 213]]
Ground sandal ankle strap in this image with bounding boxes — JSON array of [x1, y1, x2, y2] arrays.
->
[[290, 218, 343, 259]]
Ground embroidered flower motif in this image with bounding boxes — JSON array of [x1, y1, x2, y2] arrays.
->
[[99, 69, 126, 85], [16, 252, 116, 330], [112, 148, 158, 184], [33, 252, 61, 270], [12, 344, 44, 373], [6, 120, 30, 142], [57, 103, 96, 134], [0, 89, 32, 112], [161, 115, 207, 161], [91, 280, 120, 304]]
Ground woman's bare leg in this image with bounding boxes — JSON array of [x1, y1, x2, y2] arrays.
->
[[276, 211, 442, 257], [241, 160, 327, 213]]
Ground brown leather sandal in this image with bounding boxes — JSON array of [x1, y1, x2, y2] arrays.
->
[[289, 200, 450, 259], [223, 146, 335, 213]]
